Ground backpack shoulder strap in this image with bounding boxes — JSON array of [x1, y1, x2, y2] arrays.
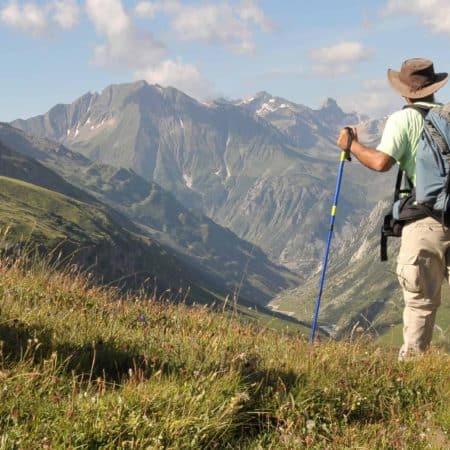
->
[[403, 104, 431, 118], [394, 166, 413, 202]]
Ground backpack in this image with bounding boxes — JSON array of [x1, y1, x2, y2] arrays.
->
[[381, 103, 450, 261]]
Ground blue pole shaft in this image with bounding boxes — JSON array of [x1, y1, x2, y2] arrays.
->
[[310, 150, 348, 343]]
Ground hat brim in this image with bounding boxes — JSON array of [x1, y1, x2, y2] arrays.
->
[[387, 69, 448, 99]]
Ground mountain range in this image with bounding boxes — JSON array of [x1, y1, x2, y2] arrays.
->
[[11, 81, 393, 275], [5, 80, 430, 337]]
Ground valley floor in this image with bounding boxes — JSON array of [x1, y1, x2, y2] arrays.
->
[[0, 254, 449, 449]]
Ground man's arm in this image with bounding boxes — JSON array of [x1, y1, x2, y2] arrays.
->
[[337, 128, 395, 172]]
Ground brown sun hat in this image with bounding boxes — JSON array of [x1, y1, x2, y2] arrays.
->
[[387, 58, 448, 99]]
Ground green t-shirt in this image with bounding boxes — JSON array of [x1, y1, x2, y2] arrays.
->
[[376, 102, 438, 184]]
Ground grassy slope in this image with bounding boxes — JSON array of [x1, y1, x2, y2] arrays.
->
[[0, 174, 307, 332], [0, 175, 214, 302], [0, 256, 449, 448]]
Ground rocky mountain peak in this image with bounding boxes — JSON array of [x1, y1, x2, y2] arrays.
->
[[254, 91, 272, 100], [315, 97, 367, 129], [320, 98, 343, 113]]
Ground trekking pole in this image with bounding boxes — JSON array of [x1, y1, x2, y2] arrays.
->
[[310, 128, 353, 343]]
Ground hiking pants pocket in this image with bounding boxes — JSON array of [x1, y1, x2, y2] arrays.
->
[[396, 259, 422, 294]]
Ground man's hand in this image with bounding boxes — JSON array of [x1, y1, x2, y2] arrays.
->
[[337, 127, 358, 151], [336, 127, 395, 172]]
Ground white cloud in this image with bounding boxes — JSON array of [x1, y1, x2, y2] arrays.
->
[[1, 1, 49, 35], [135, 0, 179, 18], [310, 41, 367, 64], [135, 59, 212, 99], [238, 0, 272, 32], [86, 0, 211, 98], [86, 0, 165, 69], [52, 0, 80, 29], [382, 0, 450, 35], [337, 79, 403, 119], [0, 0, 80, 35], [308, 41, 373, 77], [135, 0, 272, 54]]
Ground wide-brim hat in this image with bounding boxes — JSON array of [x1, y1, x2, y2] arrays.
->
[[388, 58, 448, 99]]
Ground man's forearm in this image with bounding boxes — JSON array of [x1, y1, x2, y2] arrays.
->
[[350, 141, 394, 172]]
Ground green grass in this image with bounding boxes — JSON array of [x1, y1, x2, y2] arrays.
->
[[0, 175, 115, 244], [0, 254, 450, 448]]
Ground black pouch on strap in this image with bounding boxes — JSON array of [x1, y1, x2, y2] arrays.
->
[[380, 168, 427, 261], [380, 213, 402, 261]]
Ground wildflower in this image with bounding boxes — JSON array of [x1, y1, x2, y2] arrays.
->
[[137, 313, 147, 323], [306, 420, 315, 431]]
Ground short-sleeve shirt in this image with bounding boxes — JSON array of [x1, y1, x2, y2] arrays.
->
[[376, 101, 438, 185]]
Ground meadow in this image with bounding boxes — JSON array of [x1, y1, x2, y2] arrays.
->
[[0, 252, 449, 449]]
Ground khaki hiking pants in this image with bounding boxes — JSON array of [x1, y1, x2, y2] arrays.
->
[[397, 216, 450, 360]]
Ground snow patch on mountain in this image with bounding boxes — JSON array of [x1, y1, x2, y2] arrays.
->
[[256, 103, 278, 116], [183, 173, 193, 189], [239, 96, 255, 105]]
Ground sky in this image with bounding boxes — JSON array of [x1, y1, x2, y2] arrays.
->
[[1, 0, 450, 121]]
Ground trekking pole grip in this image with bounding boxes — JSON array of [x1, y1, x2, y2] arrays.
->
[[343, 127, 353, 162]]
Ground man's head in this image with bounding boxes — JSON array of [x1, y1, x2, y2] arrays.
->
[[388, 58, 448, 100]]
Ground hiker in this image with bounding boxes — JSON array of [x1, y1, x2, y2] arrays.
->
[[336, 58, 448, 360]]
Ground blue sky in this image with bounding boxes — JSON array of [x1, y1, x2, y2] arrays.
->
[[1, 0, 450, 121]]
